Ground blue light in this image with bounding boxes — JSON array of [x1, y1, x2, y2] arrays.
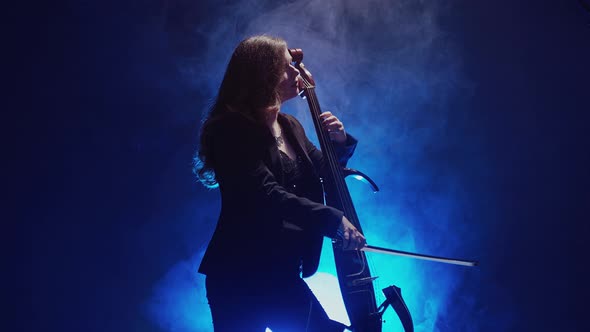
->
[[145, 0, 480, 331]]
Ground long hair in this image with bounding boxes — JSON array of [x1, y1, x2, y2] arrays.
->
[[193, 35, 288, 188]]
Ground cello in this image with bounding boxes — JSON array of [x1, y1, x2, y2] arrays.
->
[[289, 48, 477, 332]]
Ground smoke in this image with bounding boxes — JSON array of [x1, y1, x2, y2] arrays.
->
[[146, 0, 500, 331], [145, 254, 210, 332]]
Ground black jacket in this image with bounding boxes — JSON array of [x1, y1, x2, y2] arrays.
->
[[198, 111, 357, 278]]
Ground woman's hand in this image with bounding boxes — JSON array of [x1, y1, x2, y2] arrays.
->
[[339, 216, 367, 250], [320, 111, 347, 144]]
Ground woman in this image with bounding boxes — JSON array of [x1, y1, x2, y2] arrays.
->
[[194, 35, 366, 332]]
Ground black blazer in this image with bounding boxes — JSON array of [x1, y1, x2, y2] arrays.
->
[[198, 111, 357, 278]]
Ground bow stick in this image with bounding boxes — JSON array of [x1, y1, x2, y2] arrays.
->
[[333, 239, 478, 267]]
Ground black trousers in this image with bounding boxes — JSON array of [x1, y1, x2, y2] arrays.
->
[[205, 274, 346, 332]]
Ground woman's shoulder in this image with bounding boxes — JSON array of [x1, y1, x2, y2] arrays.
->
[[279, 112, 298, 123], [279, 113, 305, 130]]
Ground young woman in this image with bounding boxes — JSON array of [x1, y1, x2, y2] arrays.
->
[[194, 35, 366, 332]]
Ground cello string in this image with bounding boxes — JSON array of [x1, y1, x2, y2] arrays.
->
[[295, 58, 357, 226], [303, 79, 369, 251], [301, 81, 364, 234], [303, 79, 378, 309], [305, 86, 351, 218], [294, 55, 381, 326], [303, 86, 345, 203], [308, 83, 381, 321], [306, 86, 365, 234]]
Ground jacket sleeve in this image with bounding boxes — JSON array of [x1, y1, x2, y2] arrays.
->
[[304, 133, 358, 171], [211, 115, 342, 237]]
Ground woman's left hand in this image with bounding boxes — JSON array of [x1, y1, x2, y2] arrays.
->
[[320, 111, 347, 144]]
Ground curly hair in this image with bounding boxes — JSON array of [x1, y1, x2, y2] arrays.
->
[[193, 35, 288, 188]]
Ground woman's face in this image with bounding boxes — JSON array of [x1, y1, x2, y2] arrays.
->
[[277, 48, 302, 103]]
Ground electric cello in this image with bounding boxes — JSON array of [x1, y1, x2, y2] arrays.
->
[[289, 48, 477, 332]]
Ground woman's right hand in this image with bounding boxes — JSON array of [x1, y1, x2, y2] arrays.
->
[[339, 216, 367, 250]]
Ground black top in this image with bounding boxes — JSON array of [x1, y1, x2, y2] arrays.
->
[[279, 150, 305, 195]]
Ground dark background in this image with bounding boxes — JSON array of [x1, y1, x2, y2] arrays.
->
[[22, 1, 589, 331]]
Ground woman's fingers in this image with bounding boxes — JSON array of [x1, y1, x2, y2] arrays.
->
[[343, 228, 351, 250], [350, 230, 366, 250], [342, 228, 366, 250], [356, 231, 367, 248], [340, 216, 366, 250], [320, 112, 346, 143], [319, 111, 333, 119], [320, 113, 340, 127], [321, 115, 340, 126], [324, 119, 344, 131]]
